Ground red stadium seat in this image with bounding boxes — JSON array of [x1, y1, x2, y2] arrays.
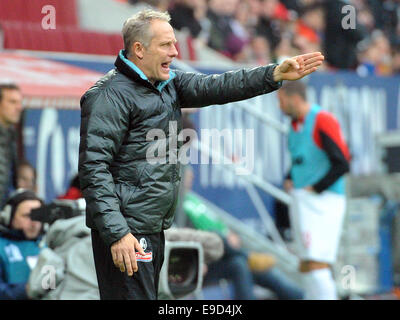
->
[[0, 22, 26, 49], [109, 34, 124, 56], [0, 1, 197, 59], [0, 0, 78, 27], [0, 0, 199, 60], [0, 21, 124, 55]]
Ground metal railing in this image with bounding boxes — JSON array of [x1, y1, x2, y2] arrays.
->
[[189, 139, 300, 274]]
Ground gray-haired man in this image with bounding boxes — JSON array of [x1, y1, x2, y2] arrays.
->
[[78, 9, 324, 300]]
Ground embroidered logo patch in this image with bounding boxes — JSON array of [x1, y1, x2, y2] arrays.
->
[[136, 252, 152, 262], [139, 238, 147, 251]]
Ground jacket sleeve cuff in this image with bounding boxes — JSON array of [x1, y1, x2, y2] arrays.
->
[[266, 64, 283, 90], [102, 228, 131, 248], [94, 214, 131, 247]]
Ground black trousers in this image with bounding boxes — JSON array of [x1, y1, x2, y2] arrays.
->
[[91, 230, 165, 300]]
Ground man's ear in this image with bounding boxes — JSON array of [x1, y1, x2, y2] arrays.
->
[[132, 42, 144, 60]]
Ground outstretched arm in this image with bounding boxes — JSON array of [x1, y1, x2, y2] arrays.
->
[[174, 64, 282, 109], [175, 52, 324, 109]]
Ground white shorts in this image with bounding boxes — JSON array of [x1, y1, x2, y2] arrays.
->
[[289, 189, 346, 264]]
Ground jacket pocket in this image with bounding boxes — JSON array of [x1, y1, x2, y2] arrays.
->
[[116, 183, 137, 213]]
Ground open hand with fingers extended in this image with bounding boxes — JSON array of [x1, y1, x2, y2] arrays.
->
[[273, 52, 325, 82]]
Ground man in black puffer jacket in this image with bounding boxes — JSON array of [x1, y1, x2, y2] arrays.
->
[[78, 8, 324, 300]]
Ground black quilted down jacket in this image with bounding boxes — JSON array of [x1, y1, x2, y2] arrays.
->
[[78, 50, 281, 246]]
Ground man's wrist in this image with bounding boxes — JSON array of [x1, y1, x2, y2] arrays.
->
[[273, 65, 282, 82]]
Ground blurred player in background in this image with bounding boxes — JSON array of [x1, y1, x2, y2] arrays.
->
[[278, 80, 350, 300]]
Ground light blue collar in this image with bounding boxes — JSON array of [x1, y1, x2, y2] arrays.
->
[[119, 50, 176, 92]]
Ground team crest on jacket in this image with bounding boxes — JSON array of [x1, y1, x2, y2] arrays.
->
[[139, 238, 147, 251]]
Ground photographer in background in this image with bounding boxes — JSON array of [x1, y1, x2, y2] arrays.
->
[[0, 189, 44, 299]]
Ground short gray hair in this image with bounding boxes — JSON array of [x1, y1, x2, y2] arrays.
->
[[122, 9, 171, 57]]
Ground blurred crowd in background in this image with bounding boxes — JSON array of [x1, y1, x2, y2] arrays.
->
[[126, 0, 400, 76]]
